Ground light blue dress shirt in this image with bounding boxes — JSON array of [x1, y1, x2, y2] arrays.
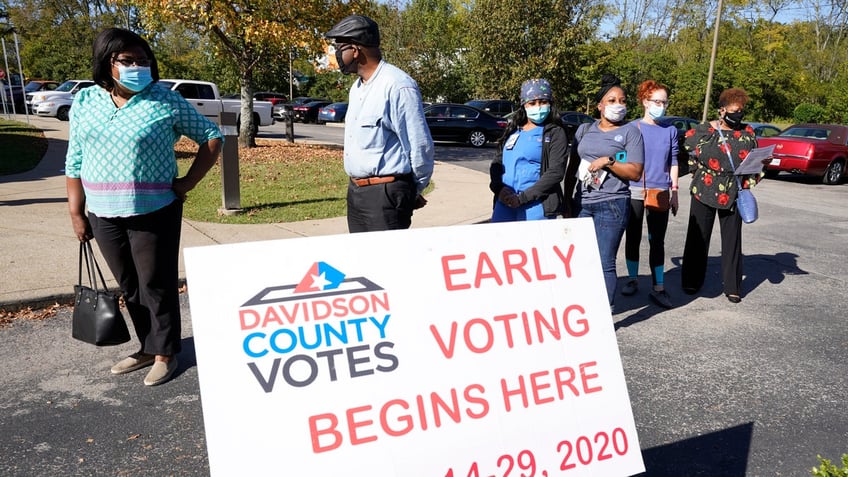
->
[[343, 60, 434, 193]]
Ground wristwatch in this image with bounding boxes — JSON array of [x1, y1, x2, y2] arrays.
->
[[606, 156, 615, 167]]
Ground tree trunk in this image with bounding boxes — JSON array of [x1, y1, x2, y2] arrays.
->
[[239, 67, 256, 148]]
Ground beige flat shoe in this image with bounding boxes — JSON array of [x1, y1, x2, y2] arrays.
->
[[110, 353, 155, 375], [143, 358, 178, 386]]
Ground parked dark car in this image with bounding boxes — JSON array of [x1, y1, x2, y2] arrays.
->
[[292, 100, 332, 123], [317, 102, 348, 123], [559, 111, 595, 144], [747, 122, 782, 138], [662, 116, 701, 176], [465, 99, 516, 118], [4, 80, 59, 110], [561, 111, 594, 127], [424, 103, 508, 148], [273, 96, 323, 120], [757, 123, 848, 184]]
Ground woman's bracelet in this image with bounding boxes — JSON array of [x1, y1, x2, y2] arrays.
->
[[671, 185, 679, 191]]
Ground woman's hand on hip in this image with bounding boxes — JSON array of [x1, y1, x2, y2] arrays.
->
[[172, 177, 191, 202]]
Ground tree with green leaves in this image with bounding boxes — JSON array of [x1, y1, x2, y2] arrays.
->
[[464, 0, 600, 109]]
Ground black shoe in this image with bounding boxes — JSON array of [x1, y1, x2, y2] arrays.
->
[[726, 294, 742, 303], [621, 279, 639, 296], [650, 289, 674, 309]]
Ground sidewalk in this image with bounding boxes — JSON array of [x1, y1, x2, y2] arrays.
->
[[0, 115, 493, 308]]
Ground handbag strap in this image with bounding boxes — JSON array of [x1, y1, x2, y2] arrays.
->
[[80, 241, 111, 292], [715, 126, 745, 190]]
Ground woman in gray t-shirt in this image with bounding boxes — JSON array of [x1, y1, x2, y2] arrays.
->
[[567, 74, 644, 310]]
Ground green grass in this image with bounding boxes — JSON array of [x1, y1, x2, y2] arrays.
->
[[176, 139, 433, 224], [176, 141, 349, 224], [0, 119, 49, 175]]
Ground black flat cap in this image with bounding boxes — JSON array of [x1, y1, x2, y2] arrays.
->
[[325, 15, 380, 47]]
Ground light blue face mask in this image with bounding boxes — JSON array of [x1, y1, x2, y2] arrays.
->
[[648, 103, 666, 120], [525, 104, 550, 124], [114, 65, 153, 92]]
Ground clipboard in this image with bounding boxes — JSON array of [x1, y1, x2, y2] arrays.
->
[[734, 145, 775, 175]]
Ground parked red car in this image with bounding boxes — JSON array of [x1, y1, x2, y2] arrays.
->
[[757, 123, 848, 184]]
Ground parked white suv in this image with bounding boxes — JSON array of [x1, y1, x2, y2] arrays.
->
[[30, 80, 95, 120]]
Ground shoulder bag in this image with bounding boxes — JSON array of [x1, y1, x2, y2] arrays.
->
[[72, 241, 130, 346], [636, 121, 671, 212], [717, 127, 758, 224]]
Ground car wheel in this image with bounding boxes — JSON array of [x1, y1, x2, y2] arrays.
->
[[468, 129, 487, 148], [822, 160, 844, 185], [56, 106, 70, 121]]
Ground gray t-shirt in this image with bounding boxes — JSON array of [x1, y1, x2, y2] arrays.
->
[[574, 121, 645, 204]]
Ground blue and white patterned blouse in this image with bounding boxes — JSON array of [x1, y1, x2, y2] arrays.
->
[[65, 83, 222, 217]]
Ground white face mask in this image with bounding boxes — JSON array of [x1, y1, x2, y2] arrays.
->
[[647, 103, 666, 120], [604, 103, 627, 122]]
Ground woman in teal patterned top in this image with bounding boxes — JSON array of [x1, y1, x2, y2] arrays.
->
[[681, 87, 765, 303], [66, 28, 222, 386]]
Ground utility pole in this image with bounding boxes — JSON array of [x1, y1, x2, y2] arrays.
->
[[288, 48, 294, 100], [702, 0, 723, 123]]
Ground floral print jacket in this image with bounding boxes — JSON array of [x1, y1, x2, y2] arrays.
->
[[684, 122, 764, 210]]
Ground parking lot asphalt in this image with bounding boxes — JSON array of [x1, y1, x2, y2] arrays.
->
[[1, 114, 846, 476]]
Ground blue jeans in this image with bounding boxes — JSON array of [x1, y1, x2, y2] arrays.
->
[[577, 196, 630, 306]]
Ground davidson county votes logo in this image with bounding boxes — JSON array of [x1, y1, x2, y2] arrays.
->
[[238, 262, 399, 392]]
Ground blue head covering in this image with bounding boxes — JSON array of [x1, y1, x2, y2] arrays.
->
[[520, 78, 552, 104]]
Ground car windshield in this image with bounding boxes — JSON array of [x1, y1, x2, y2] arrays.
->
[[54, 81, 81, 92], [25, 82, 45, 92], [780, 127, 829, 139]]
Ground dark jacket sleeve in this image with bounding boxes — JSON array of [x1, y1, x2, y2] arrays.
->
[[489, 142, 506, 195], [518, 124, 568, 204]]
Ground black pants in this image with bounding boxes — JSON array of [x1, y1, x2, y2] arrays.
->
[[681, 196, 743, 296], [624, 198, 670, 286], [89, 200, 183, 356], [347, 176, 417, 233]]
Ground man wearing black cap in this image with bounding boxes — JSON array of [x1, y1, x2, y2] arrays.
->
[[325, 15, 434, 233]]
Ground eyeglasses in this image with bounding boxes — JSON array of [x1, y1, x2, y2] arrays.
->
[[113, 56, 151, 67], [647, 98, 669, 106], [335, 44, 358, 54]]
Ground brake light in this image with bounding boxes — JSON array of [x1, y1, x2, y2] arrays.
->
[[496, 120, 507, 128]]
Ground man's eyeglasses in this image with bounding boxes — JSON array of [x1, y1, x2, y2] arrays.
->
[[647, 98, 669, 106], [113, 56, 151, 67]]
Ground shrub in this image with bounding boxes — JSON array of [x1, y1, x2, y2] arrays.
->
[[794, 103, 826, 123], [811, 454, 848, 477]]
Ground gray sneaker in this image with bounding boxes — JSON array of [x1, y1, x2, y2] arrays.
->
[[650, 289, 674, 309], [621, 279, 639, 296]]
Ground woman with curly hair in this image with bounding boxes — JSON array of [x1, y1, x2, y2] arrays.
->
[[681, 87, 765, 303], [621, 80, 679, 309]]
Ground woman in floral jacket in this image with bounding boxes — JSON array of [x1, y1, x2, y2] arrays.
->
[[681, 87, 764, 303]]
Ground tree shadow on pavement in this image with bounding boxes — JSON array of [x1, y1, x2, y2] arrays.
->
[[636, 422, 753, 476]]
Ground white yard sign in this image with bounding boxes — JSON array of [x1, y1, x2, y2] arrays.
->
[[184, 219, 645, 477]]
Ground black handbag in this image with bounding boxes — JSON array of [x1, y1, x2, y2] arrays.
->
[[72, 241, 130, 346]]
